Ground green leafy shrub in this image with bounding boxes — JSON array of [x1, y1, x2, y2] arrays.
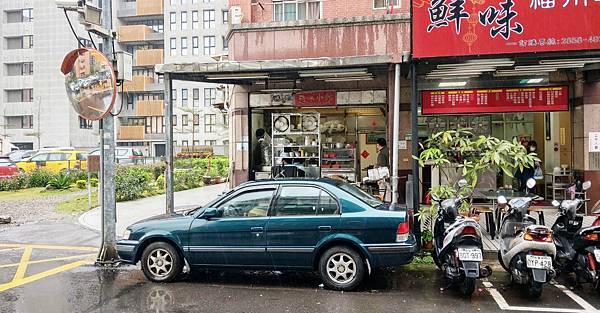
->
[[156, 174, 165, 190], [90, 178, 98, 187], [174, 168, 204, 191], [115, 166, 153, 201], [27, 170, 54, 188], [75, 180, 87, 189], [46, 173, 72, 190], [0, 175, 28, 191]]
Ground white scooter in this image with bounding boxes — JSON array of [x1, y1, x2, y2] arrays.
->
[[497, 178, 556, 298]]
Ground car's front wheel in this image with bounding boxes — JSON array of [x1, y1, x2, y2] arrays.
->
[[140, 242, 182, 283], [318, 246, 365, 291]]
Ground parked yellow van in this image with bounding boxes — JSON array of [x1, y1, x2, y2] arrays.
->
[[17, 151, 88, 174]]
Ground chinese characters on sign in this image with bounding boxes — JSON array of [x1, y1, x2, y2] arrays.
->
[[421, 86, 569, 115], [294, 91, 337, 107], [414, 0, 600, 57]]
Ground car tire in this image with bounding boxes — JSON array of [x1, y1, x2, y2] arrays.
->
[[318, 246, 365, 291], [141, 242, 182, 283]]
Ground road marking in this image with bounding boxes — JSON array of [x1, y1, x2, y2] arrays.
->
[[552, 281, 599, 312], [0, 243, 98, 293], [12, 246, 32, 280], [0, 260, 91, 293], [483, 281, 599, 313], [0, 243, 97, 252], [0, 253, 96, 269]]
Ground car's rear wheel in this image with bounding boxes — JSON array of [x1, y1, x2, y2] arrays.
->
[[141, 242, 182, 283], [318, 246, 365, 291]]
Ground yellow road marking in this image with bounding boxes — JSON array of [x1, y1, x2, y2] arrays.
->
[[0, 243, 98, 252], [0, 247, 25, 253], [0, 260, 91, 293], [0, 253, 96, 269], [12, 246, 32, 280]]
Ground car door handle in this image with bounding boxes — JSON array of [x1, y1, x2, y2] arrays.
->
[[250, 227, 264, 232], [318, 226, 332, 231]]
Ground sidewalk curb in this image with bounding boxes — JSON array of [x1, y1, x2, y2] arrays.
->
[[78, 207, 102, 233]]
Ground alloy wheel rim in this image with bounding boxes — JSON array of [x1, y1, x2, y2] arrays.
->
[[147, 248, 173, 278], [326, 252, 357, 285]]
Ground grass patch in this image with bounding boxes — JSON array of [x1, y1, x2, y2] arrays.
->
[[0, 187, 77, 202], [56, 191, 99, 214]]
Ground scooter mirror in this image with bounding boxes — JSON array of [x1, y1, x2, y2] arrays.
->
[[526, 178, 536, 189], [551, 200, 560, 207], [457, 179, 468, 188], [497, 195, 508, 205], [582, 181, 592, 191]]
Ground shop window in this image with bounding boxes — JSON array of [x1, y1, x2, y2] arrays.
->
[[273, 1, 321, 21], [204, 114, 216, 133], [203, 36, 215, 55], [373, 0, 400, 9]]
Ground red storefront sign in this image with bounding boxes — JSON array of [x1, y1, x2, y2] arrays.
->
[[421, 86, 568, 115], [412, 0, 600, 58], [294, 91, 336, 107]]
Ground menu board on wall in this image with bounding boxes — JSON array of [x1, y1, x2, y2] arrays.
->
[[421, 86, 568, 115]]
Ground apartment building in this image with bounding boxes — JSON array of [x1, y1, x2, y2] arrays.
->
[[1, 0, 99, 150], [115, 0, 229, 157]]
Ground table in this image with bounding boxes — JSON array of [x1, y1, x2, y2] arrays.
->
[[473, 190, 542, 238]]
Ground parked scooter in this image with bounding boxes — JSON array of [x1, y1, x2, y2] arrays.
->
[[432, 179, 492, 295], [551, 181, 600, 291], [497, 178, 556, 298]]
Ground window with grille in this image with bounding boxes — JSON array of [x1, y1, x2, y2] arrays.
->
[[204, 114, 216, 133], [203, 10, 215, 29]]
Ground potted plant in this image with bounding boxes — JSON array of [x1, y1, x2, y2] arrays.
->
[[415, 128, 539, 216], [415, 203, 437, 250], [422, 229, 434, 250]]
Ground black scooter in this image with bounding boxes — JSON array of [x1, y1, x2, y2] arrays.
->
[[431, 179, 492, 295], [552, 181, 600, 291]]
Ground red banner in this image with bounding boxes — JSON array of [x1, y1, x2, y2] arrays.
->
[[413, 0, 600, 58], [294, 90, 336, 107], [421, 86, 568, 114]]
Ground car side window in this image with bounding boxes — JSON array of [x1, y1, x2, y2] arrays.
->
[[217, 189, 274, 218], [48, 153, 68, 161], [30, 154, 48, 162], [273, 186, 339, 216]]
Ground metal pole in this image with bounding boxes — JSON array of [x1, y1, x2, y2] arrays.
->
[[96, 0, 118, 263], [165, 74, 174, 214], [391, 64, 401, 204], [411, 61, 421, 248]]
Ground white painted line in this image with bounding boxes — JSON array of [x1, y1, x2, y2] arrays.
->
[[483, 281, 598, 313], [551, 281, 599, 312]]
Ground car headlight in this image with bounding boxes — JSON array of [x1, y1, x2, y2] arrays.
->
[[122, 229, 131, 240]]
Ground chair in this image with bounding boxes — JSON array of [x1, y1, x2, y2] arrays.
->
[[474, 205, 496, 237], [527, 206, 546, 226]]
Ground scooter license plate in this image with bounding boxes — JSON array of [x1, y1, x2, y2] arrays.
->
[[594, 250, 600, 263], [458, 248, 483, 262], [526, 255, 553, 269]]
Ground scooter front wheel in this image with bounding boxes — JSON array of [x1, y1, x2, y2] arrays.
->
[[461, 277, 476, 296]]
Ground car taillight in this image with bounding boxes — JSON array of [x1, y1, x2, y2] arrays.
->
[[396, 221, 409, 242], [531, 250, 546, 256], [583, 233, 599, 241], [460, 226, 477, 236], [588, 253, 597, 271], [524, 228, 553, 242], [408, 209, 414, 233], [593, 218, 600, 227]]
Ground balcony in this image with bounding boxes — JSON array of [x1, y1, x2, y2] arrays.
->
[[136, 49, 163, 66], [136, 100, 164, 116], [118, 126, 145, 140], [117, 0, 163, 18], [123, 75, 155, 92], [118, 25, 161, 43]]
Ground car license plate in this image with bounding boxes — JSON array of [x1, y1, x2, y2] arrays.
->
[[594, 250, 600, 263], [526, 255, 553, 269], [458, 248, 483, 262]]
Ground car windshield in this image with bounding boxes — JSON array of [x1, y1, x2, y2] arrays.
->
[[335, 181, 383, 207]]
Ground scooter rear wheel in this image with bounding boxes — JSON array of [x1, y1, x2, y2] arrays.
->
[[461, 277, 476, 296], [527, 281, 543, 298]]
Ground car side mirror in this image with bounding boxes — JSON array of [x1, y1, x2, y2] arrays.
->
[[200, 208, 221, 219]]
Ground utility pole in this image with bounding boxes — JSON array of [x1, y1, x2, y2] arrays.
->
[[96, 0, 118, 264]]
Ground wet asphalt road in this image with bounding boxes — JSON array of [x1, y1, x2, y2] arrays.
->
[[1, 222, 599, 313]]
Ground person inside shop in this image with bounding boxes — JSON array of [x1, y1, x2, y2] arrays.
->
[[515, 140, 541, 192], [253, 128, 271, 171], [375, 138, 391, 201]]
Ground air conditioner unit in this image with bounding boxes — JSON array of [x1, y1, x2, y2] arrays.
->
[[229, 6, 243, 25]]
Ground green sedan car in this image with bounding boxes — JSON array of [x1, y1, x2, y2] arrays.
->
[[117, 178, 417, 291]]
